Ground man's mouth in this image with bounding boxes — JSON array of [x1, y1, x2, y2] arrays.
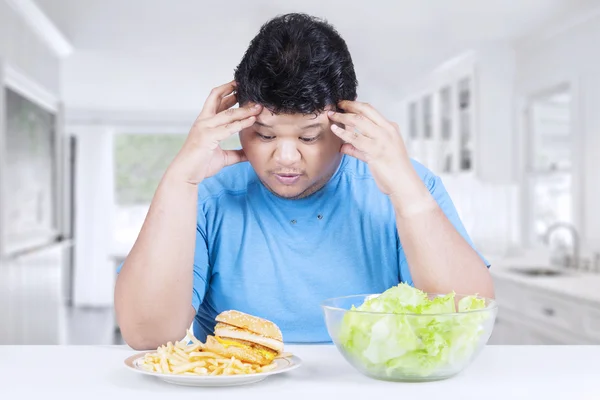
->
[[273, 173, 302, 185]]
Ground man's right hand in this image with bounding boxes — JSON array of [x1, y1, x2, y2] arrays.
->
[[170, 80, 263, 184]]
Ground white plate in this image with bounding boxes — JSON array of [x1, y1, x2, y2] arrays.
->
[[124, 352, 302, 387]]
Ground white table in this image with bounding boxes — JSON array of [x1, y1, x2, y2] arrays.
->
[[1, 344, 598, 399]]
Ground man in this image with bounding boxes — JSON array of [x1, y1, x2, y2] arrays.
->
[[115, 13, 494, 350]]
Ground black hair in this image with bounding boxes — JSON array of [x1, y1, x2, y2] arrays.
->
[[234, 13, 358, 115]]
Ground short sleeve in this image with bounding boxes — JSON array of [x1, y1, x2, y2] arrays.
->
[[398, 162, 490, 284], [192, 209, 211, 311]]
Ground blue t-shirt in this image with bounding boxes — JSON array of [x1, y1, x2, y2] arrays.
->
[[190, 155, 487, 343]]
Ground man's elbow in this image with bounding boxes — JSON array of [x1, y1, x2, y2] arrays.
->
[[119, 325, 185, 351], [116, 307, 193, 350], [122, 335, 158, 351], [122, 334, 163, 351]]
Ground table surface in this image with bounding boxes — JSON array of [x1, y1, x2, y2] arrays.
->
[[1, 344, 598, 399]]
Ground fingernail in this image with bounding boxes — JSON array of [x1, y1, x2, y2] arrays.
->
[[328, 111, 335, 116], [253, 104, 261, 109]]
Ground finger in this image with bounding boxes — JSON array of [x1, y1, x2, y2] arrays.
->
[[212, 115, 257, 140], [217, 93, 238, 114], [327, 111, 378, 138], [199, 81, 237, 117], [222, 149, 247, 166], [208, 104, 262, 128], [340, 143, 368, 163], [330, 123, 371, 151], [337, 100, 394, 129]]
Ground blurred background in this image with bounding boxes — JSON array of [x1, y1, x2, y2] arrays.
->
[[1, 0, 600, 346]]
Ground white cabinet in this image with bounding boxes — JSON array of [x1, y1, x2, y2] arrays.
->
[[0, 242, 70, 345], [401, 44, 516, 184], [490, 274, 600, 345], [405, 72, 475, 176], [488, 310, 526, 345]]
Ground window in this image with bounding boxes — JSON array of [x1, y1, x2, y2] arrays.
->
[[113, 133, 186, 246], [422, 95, 432, 139], [439, 86, 453, 172], [408, 102, 418, 139], [458, 77, 473, 171], [112, 132, 242, 247], [114, 134, 187, 205], [526, 90, 574, 246]]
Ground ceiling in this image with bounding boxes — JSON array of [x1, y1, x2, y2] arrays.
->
[[33, 0, 600, 113]]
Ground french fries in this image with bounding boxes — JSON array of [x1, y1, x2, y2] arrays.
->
[[138, 330, 279, 376]]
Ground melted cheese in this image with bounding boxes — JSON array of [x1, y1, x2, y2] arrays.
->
[[257, 348, 276, 361], [215, 336, 250, 349], [215, 336, 277, 361]]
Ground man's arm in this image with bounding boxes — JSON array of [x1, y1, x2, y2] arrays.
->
[[391, 166, 494, 298], [114, 173, 199, 350], [114, 81, 262, 350], [327, 101, 494, 299]]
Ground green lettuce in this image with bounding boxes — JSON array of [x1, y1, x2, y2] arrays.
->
[[338, 283, 490, 378]]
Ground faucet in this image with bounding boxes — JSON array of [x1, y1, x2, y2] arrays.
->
[[543, 222, 579, 269]]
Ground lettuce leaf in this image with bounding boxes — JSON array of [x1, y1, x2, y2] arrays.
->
[[338, 283, 490, 378]]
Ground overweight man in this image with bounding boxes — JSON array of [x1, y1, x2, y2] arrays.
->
[[114, 13, 494, 350]]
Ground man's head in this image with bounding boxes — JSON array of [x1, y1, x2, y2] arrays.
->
[[234, 13, 358, 199]]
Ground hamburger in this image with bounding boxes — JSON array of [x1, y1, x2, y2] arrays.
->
[[204, 310, 284, 366]]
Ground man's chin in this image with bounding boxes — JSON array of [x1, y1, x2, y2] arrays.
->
[[260, 174, 330, 200], [268, 185, 309, 200], [258, 179, 307, 200]]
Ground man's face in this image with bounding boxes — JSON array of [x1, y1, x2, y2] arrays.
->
[[239, 105, 344, 199]]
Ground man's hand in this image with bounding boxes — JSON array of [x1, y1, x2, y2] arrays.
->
[[171, 81, 263, 184], [327, 101, 411, 197]]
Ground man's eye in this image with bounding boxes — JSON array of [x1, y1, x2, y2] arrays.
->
[[257, 133, 275, 141], [300, 136, 318, 143]]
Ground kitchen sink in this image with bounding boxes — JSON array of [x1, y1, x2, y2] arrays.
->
[[507, 266, 570, 277]]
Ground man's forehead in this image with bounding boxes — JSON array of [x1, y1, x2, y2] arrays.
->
[[255, 108, 330, 129]]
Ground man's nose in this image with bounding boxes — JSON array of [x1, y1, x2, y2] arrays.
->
[[274, 141, 301, 166]]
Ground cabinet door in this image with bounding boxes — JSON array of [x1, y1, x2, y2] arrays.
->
[[488, 315, 530, 345], [525, 328, 565, 345]]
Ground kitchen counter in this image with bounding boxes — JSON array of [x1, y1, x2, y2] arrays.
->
[[488, 252, 600, 307], [1, 344, 598, 399]]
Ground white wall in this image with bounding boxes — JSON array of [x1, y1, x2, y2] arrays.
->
[[515, 12, 600, 253], [0, 0, 61, 95], [474, 43, 517, 185], [62, 50, 220, 115], [70, 126, 115, 307], [61, 49, 394, 121]]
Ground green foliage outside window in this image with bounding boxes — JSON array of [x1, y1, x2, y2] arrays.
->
[[114, 134, 186, 205], [114, 133, 242, 205]]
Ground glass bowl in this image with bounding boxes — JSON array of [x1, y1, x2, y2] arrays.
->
[[321, 293, 497, 382]]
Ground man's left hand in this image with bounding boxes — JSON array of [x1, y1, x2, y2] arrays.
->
[[327, 101, 411, 197]]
